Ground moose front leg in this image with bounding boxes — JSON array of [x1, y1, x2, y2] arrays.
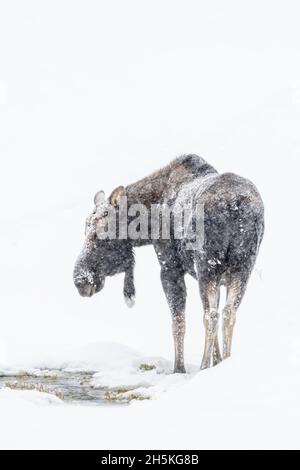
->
[[172, 313, 186, 373], [160, 268, 187, 373]]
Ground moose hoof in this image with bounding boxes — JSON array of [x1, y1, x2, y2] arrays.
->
[[212, 356, 223, 367], [124, 295, 135, 308], [212, 359, 222, 368], [173, 365, 186, 374], [200, 361, 211, 371], [222, 354, 231, 362]]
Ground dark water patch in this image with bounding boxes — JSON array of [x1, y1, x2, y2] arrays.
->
[[0, 371, 126, 406]]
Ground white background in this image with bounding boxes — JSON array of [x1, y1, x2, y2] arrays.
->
[[0, 0, 300, 449]]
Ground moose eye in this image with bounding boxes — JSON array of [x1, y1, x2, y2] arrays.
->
[[103, 210, 108, 217], [85, 219, 90, 233]]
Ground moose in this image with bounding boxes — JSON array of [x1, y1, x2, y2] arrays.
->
[[74, 155, 264, 372]]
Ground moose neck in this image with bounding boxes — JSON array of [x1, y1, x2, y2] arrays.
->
[[123, 166, 173, 248], [124, 155, 217, 208], [125, 164, 174, 208]]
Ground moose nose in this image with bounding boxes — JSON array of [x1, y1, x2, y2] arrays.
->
[[73, 265, 95, 297], [75, 280, 96, 297]]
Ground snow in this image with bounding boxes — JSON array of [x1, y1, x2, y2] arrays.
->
[[1, 0, 300, 450], [0, 388, 62, 407], [1, 345, 300, 449]]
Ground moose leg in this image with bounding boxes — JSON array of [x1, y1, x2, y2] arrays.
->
[[199, 280, 221, 370], [212, 333, 222, 367], [212, 288, 222, 367], [160, 268, 187, 373], [223, 276, 246, 360], [123, 265, 135, 308], [172, 314, 186, 373]]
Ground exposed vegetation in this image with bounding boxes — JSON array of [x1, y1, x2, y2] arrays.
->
[[5, 380, 64, 400], [139, 363, 156, 372], [104, 387, 150, 403]]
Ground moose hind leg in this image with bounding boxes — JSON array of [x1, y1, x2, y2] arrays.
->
[[212, 287, 222, 367], [200, 280, 221, 370], [212, 334, 222, 367], [222, 276, 246, 360]]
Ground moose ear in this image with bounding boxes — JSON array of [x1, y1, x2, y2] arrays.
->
[[94, 190, 105, 207], [109, 186, 126, 206]]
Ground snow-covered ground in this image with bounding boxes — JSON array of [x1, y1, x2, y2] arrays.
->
[[1, 341, 300, 449], [1, 1, 300, 449]]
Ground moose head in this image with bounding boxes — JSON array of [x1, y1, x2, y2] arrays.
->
[[73, 186, 135, 306]]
